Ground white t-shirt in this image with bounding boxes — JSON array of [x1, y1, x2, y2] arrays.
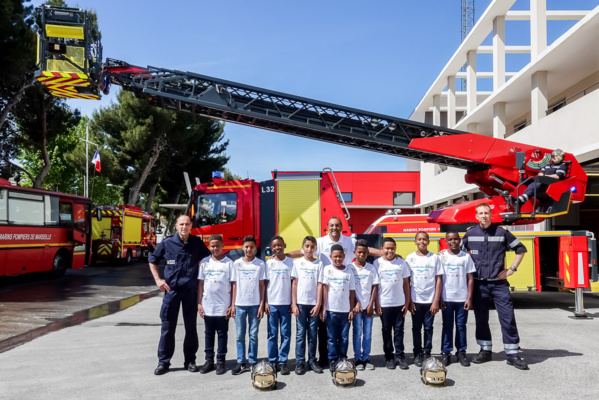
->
[[315, 234, 356, 266], [232, 258, 266, 306], [320, 264, 356, 313], [350, 262, 380, 308], [439, 250, 476, 302], [374, 257, 411, 307], [198, 256, 234, 316], [406, 252, 444, 304], [265, 257, 293, 306], [291, 258, 324, 306]]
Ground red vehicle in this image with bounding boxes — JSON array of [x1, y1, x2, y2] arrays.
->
[[0, 178, 91, 277], [365, 214, 440, 235], [91, 205, 156, 264]]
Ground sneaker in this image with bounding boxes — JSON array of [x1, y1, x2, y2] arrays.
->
[[397, 355, 409, 370], [199, 359, 214, 374], [440, 353, 451, 366], [215, 362, 226, 375], [472, 350, 492, 364], [355, 360, 365, 371], [385, 358, 396, 370], [413, 353, 424, 367], [279, 363, 290, 375], [231, 363, 248, 375], [295, 362, 307, 375], [309, 361, 323, 374], [363, 359, 375, 370], [457, 351, 470, 367], [507, 356, 529, 370]]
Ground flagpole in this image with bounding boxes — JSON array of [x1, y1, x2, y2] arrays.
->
[[80, 122, 98, 199]]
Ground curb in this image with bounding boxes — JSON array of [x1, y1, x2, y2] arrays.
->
[[0, 289, 161, 354]]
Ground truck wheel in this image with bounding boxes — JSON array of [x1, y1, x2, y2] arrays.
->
[[49, 252, 69, 278], [124, 249, 133, 265]]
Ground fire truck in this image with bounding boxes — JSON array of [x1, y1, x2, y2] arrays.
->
[[91, 205, 156, 264], [33, 6, 597, 303]]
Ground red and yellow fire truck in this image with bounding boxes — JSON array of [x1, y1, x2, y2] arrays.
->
[[91, 205, 156, 264], [0, 178, 91, 277]]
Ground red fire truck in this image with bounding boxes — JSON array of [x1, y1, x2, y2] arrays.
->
[[91, 205, 156, 264], [0, 178, 91, 277]]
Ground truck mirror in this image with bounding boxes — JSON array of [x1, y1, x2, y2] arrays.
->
[[96, 212, 102, 221], [264, 247, 272, 258]]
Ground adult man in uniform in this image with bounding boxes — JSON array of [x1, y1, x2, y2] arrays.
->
[[462, 203, 529, 370], [149, 215, 211, 375], [513, 148, 568, 206]]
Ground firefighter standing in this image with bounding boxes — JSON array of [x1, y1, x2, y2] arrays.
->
[[462, 203, 529, 370], [149, 215, 210, 375]]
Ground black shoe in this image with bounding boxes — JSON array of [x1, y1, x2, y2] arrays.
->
[[318, 359, 329, 369], [199, 359, 214, 374], [309, 361, 323, 374], [154, 364, 169, 375], [413, 353, 424, 367], [279, 363, 290, 375], [441, 353, 451, 366], [385, 358, 396, 370], [472, 350, 492, 364], [215, 362, 226, 375], [329, 361, 335, 373], [184, 362, 199, 373], [231, 363, 248, 375], [295, 362, 307, 375], [397, 355, 409, 370], [457, 351, 470, 367], [507, 356, 529, 370]]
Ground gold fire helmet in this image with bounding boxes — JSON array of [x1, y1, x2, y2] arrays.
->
[[331, 358, 357, 387], [420, 356, 447, 386], [251, 360, 277, 390]]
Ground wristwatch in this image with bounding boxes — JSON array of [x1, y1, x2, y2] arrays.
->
[[510, 265, 517, 272]]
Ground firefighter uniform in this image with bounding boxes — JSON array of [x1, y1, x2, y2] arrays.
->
[[519, 161, 568, 203], [149, 234, 210, 368], [462, 224, 527, 357]]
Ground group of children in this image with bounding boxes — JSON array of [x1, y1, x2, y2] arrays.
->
[[196, 230, 476, 376]]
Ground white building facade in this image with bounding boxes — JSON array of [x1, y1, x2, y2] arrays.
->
[[409, 0, 599, 232]]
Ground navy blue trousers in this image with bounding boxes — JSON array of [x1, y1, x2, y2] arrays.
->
[[158, 286, 199, 366], [473, 280, 520, 347], [204, 315, 229, 362], [411, 302, 435, 355]]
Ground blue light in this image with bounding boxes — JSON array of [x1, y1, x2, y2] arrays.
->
[[212, 171, 224, 179], [570, 186, 577, 193]]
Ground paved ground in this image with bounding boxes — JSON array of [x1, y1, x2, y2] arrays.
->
[[1, 289, 599, 399]]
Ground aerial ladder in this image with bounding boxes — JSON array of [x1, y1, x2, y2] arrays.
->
[[33, 5, 587, 227]]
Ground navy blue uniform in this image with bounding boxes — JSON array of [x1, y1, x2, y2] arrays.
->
[[521, 162, 568, 202], [462, 224, 527, 356], [149, 234, 210, 367]]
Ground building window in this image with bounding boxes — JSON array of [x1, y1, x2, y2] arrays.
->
[[393, 192, 415, 206], [337, 192, 352, 203]]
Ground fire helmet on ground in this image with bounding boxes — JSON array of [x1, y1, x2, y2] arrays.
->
[[251, 360, 277, 390], [331, 358, 357, 387], [420, 356, 447, 386]]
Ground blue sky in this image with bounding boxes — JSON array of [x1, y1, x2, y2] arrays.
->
[[32, 0, 597, 181]]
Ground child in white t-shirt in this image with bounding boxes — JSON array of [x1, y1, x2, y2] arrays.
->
[[439, 231, 476, 367], [197, 234, 235, 375], [231, 235, 266, 375], [406, 231, 444, 367], [291, 236, 324, 375], [350, 239, 380, 371], [374, 237, 411, 370], [319, 244, 358, 370], [264, 235, 294, 375]]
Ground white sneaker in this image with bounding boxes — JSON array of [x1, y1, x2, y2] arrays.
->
[[355, 360, 365, 371], [364, 360, 375, 370]]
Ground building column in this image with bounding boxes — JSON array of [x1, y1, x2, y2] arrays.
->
[[467, 50, 477, 113], [531, 0, 547, 58], [531, 70, 548, 124], [493, 102, 506, 138], [447, 76, 456, 128], [432, 94, 441, 126], [493, 16, 506, 91]]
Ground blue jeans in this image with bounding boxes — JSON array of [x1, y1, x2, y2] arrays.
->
[[326, 311, 350, 362], [296, 304, 319, 363], [267, 305, 291, 364], [235, 305, 260, 364], [411, 302, 435, 356], [352, 310, 373, 361], [442, 301, 469, 354]]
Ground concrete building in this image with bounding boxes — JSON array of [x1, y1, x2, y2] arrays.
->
[[409, 0, 599, 232]]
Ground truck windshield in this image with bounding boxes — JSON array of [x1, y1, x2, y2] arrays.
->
[[195, 193, 238, 227]]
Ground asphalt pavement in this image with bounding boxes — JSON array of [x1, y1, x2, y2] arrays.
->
[[1, 283, 599, 399]]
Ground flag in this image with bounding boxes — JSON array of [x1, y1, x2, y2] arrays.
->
[[91, 150, 101, 173]]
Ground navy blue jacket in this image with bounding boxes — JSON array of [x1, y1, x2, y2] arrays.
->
[[462, 224, 527, 280], [541, 162, 568, 179], [149, 234, 210, 289]]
